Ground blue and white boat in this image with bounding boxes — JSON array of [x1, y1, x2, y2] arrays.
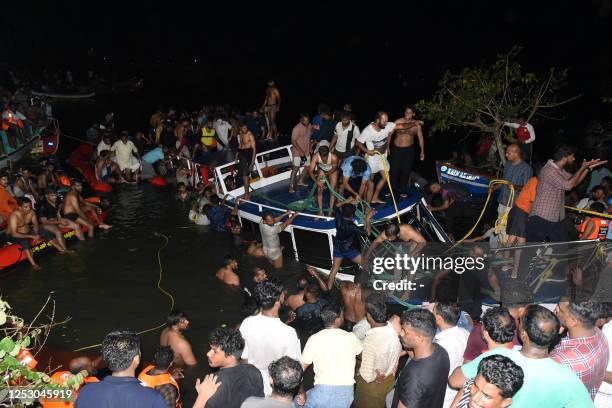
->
[[435, 160, 496, 195], [214, 145, 450, 280]]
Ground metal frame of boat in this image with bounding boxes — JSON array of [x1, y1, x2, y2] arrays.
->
[[214, 145, 451, 280]]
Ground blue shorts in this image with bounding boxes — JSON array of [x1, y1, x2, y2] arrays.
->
[[333, 245, 360, 260]]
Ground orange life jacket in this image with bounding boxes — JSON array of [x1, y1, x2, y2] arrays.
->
[[59, 175, 71, 186], [138, 365, 182, 408], [579, 217, 609, 240], [40, 370, 99, 408], [516, 125, 531, 143]]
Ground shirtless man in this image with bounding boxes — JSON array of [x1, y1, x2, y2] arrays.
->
[[8, 197, 56, 269], [38, 187, 84, 241], [216, 255, 240, 286], [62, 180, 112, 238], [286, 267, 328, 311], [37, 162, 59, 192], [339, 272, 373, 331], [390, 105, 425, 197], [365, 222, 426, 260], [237, 124, 257, 200], [160, 310, 197, 366], [262, 80, 281, 140], [95, 150, 122, 183], [308, 141, 340, 216]]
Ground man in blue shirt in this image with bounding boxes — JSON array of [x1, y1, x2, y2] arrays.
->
[[75, 329, 167, 408], [141, 145, 169, 180], [340, 156, 371, 201]]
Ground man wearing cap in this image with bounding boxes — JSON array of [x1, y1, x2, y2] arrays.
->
[[308, 141, 340, 217]]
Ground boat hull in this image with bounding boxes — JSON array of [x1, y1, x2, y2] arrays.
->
[[435, 161, 494, 195]]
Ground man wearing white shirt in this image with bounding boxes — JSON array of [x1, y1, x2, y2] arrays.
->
[[331, 111, 360, 162], [111, 131, 140, 182], [97, 134, 112, 155], [214, 116, 232, 152], [240, 279, 302, 397], [356, 112, 396, 204], [433, 301, 470, 408], [355, 294, 401, 408]]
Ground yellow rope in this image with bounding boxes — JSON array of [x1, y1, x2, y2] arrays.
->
[[374, 152, 401, 224], [565, 205, 612, 220], [72, 233, 174, 352]]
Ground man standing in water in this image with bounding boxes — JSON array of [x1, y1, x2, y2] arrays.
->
[[390, 106, 425, 197], [160, 310, 197, 366], [237, 123, 257, 200], [262, 80, 281, 140], [63, 180, 111, 238], [259, 210, 299, 269], [356, 112, 396, 204]]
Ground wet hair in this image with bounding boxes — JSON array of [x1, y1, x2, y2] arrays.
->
[[101, 329, 140, 372], [153, 346, 174, 370], [306, 285, 321, 300], [366, 293, 387, 323], [254, 278, 284, 310], [268, 357, 303, 398], [17, 197, 32, 206], [553, 144, 577, 161], [435, 301, 461, 326], [209, 327, 244, 360], [478, 354, 524, 399], [404, 105, 417, 115], [318, 145, 330, 156], [354, 270, 370, 287], [589, 202, 605, 213], [297, 276, 308, 290], [482, 307, 516, 344], [166, 310, 188, 328], [521, 304, 559, 348], [320, 303, 343, 327], [223, 255, 236, 266], [401, 308, 436, 338], [384, 223, 400, 238], [567, 300, 598, 328], [341, 203, 356, 218], [262, 210, 274, 221], [351, 158, 367, 174]]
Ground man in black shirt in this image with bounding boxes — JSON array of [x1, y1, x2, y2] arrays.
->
[[318, 109, 336, 143], [38, 187, 85, 241], [197, 327, 264, 408], [326, 197, 374, 290], [392, 309, 450, 408]]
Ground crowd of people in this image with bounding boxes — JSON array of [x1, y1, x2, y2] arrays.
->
[[3, 78, 612, 408]]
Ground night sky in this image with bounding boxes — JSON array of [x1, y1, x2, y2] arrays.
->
[[3, 1, 612, 123]]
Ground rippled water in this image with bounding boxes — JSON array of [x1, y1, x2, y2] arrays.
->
[[1, 182, 305, 403]]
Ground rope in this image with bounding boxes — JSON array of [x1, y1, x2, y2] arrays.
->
[[564, 205, 612, 220], [374, 152, 401, 224], [72, 233, 174, 352]]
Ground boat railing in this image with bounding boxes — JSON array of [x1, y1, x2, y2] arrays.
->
[[233, 197, 334, 221]]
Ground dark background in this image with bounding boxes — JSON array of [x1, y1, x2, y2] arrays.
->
[[2, 1, 612, 159]]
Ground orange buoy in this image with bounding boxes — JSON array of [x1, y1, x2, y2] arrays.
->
[[92, 182, 113, 193], [149, 175, 167, 186]]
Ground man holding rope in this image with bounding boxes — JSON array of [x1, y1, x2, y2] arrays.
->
[[356, 112, 396, 204]]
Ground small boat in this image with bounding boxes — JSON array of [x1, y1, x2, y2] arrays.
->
[[31, 90, 96, 100], [435, 160, 497, 195], [0, 122, 47, 169], [67, 144, 113, 193], [214, 145, 451, 280]]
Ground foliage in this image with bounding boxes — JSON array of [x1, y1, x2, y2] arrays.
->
[[1, 296, 76, 407], [417, 46, 577, 163]]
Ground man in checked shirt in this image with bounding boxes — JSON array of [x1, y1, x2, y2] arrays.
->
[[526, 144, 607, 242], [553, 299, 610, 400]]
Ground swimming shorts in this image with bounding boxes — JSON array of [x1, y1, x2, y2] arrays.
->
[[263, 245, 282, 261], [332, 245, 361, 261], [64, 213, 79, 222], [238, 148, 254, 176]]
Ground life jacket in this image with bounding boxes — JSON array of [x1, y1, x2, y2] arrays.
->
[[40, 370, 99, 408], [477, 137, 493, 156], [138, 365, 182, 408], [201, 127, 218, 148], [516, 125, 530, 143], [579, 217, 609, 240], [59, 175, 71, 187]]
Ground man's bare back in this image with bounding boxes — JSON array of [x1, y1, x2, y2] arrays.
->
[[215, 266, 240, 286], [340, 282, 367, 324], [160, 328, 197, 366], [286, 291, 306, 311]]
